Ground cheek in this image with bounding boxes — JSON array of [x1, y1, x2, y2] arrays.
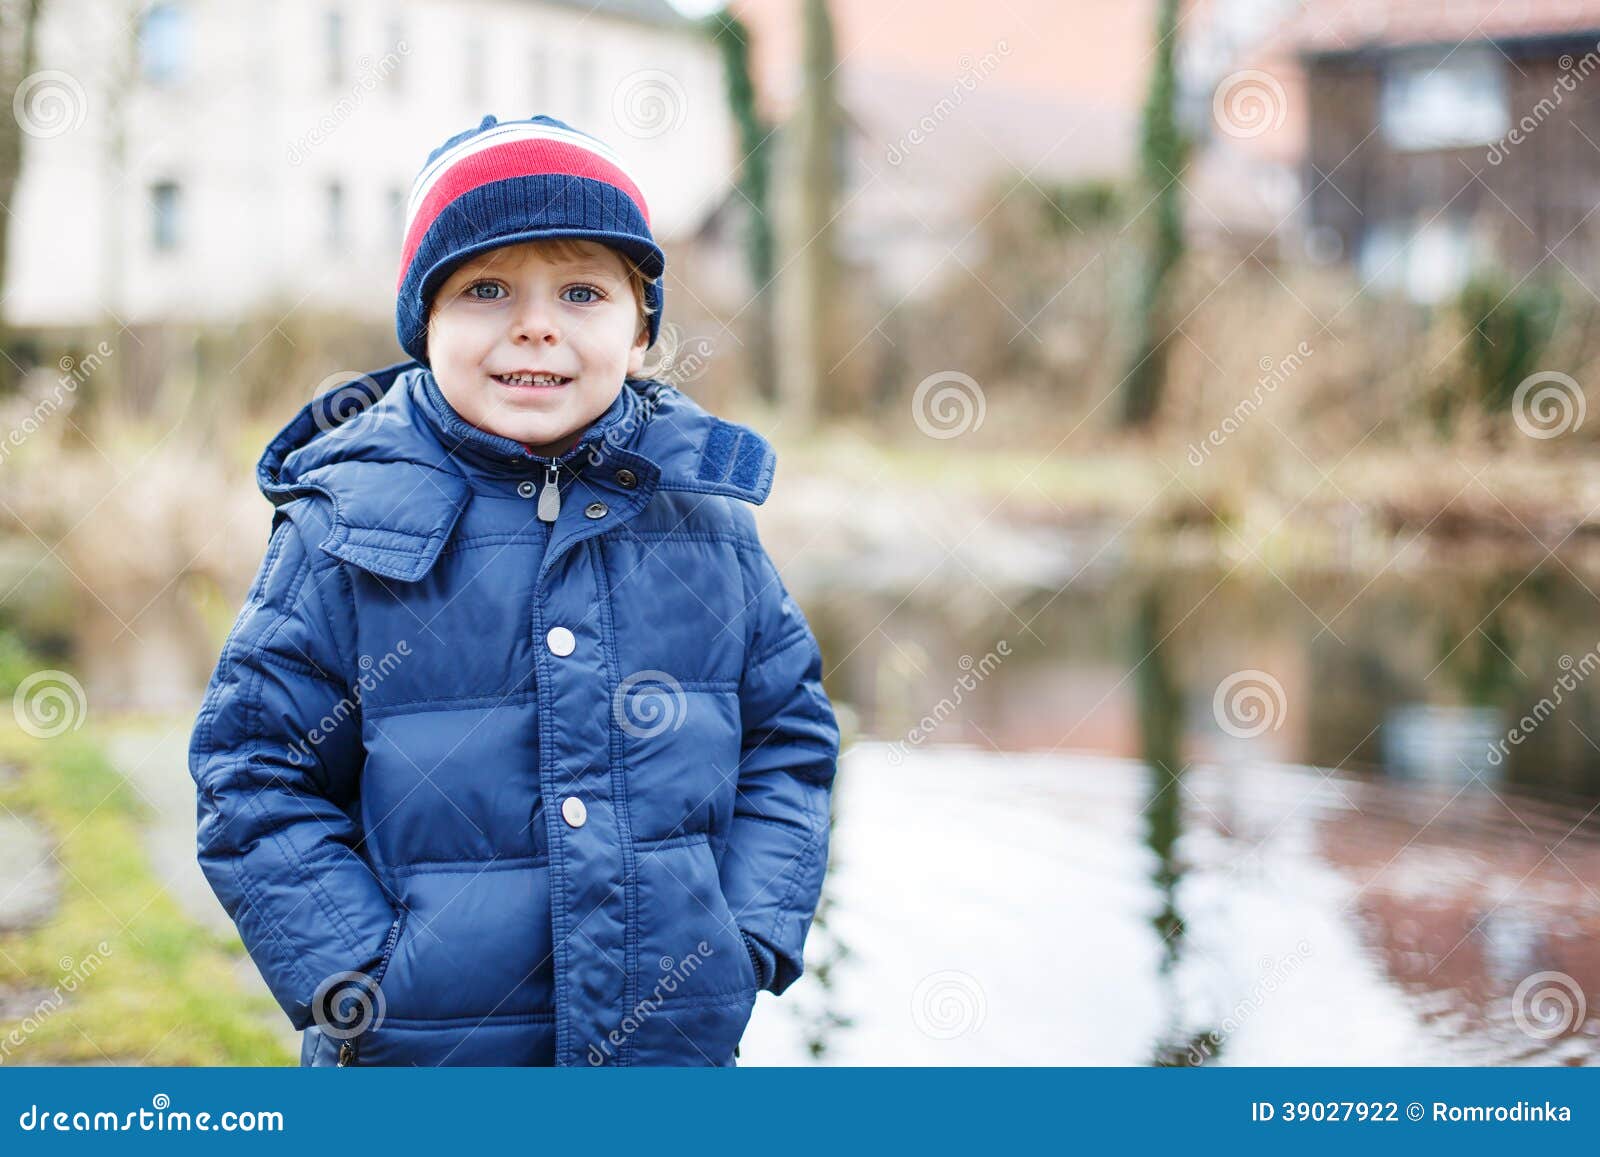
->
[[429, 310, 493, 363]]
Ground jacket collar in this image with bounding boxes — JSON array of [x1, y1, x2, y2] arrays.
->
[[256, 361, 776, 582]]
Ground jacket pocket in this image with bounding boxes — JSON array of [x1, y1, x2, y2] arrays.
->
[[688, 838, 759, 995], [334, 907, 408, 1067]]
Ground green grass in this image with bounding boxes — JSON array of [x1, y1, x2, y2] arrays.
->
[[0, 723, 293, 1066]]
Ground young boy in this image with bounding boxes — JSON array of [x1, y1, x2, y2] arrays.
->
[[188, 114, 840, 1067]]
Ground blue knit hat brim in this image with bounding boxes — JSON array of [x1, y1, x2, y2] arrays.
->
[[396, 117, 666, 366]]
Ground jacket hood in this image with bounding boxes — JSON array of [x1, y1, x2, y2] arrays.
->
[[256, 361, 776, 582]]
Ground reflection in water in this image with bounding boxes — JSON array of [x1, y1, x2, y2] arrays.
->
[[10, 549, 1600, 1065], [1131, 584, 1220, 1066], [739, 562, 1600, 1064]]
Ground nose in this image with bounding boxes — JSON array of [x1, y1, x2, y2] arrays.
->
[[510, 295, 560, 345]]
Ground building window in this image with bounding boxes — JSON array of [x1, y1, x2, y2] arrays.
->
[[150, 181, 181, 252], [1380, 46, 1508, 151], [138, 2, 189, 85], [325, 7, 345, 87], [1358, 217, 1482, 303], [326, 181, 345, 251]]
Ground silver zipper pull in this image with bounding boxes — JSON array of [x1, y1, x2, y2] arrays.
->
[[537, 463, 561, 523]]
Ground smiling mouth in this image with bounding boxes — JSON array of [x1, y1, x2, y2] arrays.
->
[[492, 372, 573, 388]]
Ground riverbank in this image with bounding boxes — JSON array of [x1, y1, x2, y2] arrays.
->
[[0, 716, 293, 1065], [760, 428, 1600, 587]]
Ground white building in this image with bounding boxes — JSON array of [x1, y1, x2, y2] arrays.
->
[[10, 0, 734, 331]]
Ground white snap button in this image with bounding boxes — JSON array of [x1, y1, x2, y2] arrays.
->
[[561, 796, 587, 828], [546, 626, 575, 656]]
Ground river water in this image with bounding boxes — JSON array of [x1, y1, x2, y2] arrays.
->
[[741, 565, 1600, 1065]]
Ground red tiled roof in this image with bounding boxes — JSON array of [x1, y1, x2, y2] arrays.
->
[[1282, 0, 1600, 54]]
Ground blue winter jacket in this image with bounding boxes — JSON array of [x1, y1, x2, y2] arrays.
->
[[188, 362, 840, 1066]]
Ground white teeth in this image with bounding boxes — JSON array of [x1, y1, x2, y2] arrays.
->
[[496, 372, 567, 386]]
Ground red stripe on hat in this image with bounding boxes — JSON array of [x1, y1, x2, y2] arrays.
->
[[398, 139, 651, 290]]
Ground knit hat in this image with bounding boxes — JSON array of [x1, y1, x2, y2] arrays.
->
[[395, 113, 665, 366]]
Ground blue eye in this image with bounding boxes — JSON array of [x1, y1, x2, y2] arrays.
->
[[562, 285, 604, 304], [465, 281, 505, 301]]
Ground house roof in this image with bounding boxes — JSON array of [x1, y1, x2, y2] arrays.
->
[[1281, 0, 1600, 55], [535, 0, 694, 29]]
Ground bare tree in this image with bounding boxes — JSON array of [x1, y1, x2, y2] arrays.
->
[[0, 0, 44, 393]]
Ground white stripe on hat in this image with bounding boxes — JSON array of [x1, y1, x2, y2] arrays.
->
[[404, 121, 641, 232]]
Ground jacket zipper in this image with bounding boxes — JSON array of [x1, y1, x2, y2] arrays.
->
[[335, 910, 407, 1067]]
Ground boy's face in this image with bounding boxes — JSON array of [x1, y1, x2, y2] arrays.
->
[[426, 238, 649, 457]]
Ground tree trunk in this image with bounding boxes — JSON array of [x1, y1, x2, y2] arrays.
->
[[1120, 0, 1186, 429]]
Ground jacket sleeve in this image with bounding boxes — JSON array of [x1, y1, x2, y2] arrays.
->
[[188, 501, 402, 1031], [721, 537, 841, 995]]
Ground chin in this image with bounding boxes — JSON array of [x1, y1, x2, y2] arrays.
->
[[498, 419, 572, 447]]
